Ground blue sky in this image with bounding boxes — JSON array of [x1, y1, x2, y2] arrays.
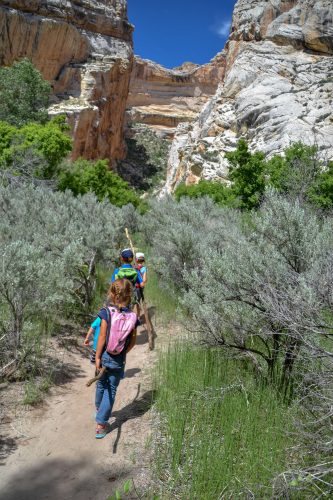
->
[[127, 0, 237, 68]]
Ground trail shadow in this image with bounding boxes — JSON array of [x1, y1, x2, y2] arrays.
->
[[42, 356, 86, 387], [110, 384, 156, 454], [135, 329, 148, 346], [0, 435, 18, 465], [0, 458, 130, 500], [52, 363, 86, 386], [124, 368, 141, 378], [148, 306, 156, 320], [56, 336, 90, 358]]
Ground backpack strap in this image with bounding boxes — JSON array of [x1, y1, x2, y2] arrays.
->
[[101, 306, 112, 350]]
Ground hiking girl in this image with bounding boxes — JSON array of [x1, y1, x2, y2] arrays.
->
[[94, 279, 138, 439]]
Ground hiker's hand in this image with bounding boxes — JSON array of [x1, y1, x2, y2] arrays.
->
[[95, 358, 101, 370], [83, 337, 90, 346]]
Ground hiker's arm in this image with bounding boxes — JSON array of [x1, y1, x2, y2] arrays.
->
[[142, 271, 147, 286], [125, 329, 137, 353], [84, 327, 94, 346], [95, 319, 107, 370]]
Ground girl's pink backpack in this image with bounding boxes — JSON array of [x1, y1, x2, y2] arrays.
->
[[104, 306, 137, 355]]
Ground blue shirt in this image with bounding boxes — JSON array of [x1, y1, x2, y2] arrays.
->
[[91, 317, 101, 351], [138, 265, 147, 276], [110, 264, 143, 285]]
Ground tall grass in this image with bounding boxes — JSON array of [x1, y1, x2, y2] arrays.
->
[[153, 343, 295, 498], [145, 269, 179, 327]]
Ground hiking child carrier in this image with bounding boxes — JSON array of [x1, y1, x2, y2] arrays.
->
[[104, 306, 137, 355]]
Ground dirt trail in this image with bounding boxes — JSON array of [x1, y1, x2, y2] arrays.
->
[[0, 325, 156, 500]]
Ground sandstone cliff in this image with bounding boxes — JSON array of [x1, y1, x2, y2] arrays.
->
[[126, 53, 225, 139], [0, 0, 133, 163], [164, 0, 333, 192]]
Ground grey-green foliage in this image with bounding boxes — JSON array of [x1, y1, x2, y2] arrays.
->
[[141, 196, 223, 291], [180, 192, 333, 389], [146, 191, 333, 495], [146, 192, 333, 390], [0, 184, 135, 375]]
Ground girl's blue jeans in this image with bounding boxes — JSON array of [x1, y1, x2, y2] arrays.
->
[[95, 351, 125, 426], [95, 369, 122, 425]]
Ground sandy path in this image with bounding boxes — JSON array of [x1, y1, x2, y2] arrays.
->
[[0, 326, 156, 500]]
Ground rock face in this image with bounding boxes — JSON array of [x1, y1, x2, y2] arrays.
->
[[126, 54, 226, 139], [0, 0, 133, 163], [164, 0, 333, 193]]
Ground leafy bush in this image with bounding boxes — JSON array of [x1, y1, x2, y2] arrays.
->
[[179, 141, 333, 211], [148, 191, 333, 496], [58, 158, 142, 208], [175, 179, 236, 206], [0, 59, 51, 127], [226, 139, 266, 210], [0, 116, 72, 179]]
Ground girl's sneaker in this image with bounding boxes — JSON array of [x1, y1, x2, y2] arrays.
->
[[95, 423, 111, 439]]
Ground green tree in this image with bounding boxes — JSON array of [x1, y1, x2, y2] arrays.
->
[[226, 139, 266, 210], [58, 158, 142, 208], [0, 59, 51, 127], [308, 161, 333, 209], [0, 122, 17, 155], [0, 117, 72, 179], [266, 142, 333, 209]]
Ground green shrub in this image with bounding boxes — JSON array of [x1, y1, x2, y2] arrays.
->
[[0, 116, 72, 179], [226, 139, 266, 210], [0, 59, 51, 127], [265, 142, 333, 208], [58, 158, 142, 208], [180, 141, 333, 211], [174, 179, 236, 206]]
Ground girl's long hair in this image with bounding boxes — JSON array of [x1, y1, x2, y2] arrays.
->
[[107, 278, 132, 307]]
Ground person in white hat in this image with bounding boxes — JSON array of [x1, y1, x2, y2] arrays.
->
[[135, 252, 147, 303]]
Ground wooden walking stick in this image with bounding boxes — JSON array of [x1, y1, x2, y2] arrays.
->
[[86, 367, 106, 387], [125, 228, 154, 350]]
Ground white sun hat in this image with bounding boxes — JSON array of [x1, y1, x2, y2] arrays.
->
[[136, 252, 145, 260]]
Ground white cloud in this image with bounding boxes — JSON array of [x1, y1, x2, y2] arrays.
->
[[215, 20, 231, 38]]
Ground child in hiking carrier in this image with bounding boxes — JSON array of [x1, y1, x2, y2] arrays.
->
[[83, 316, 101, 364], [94, 278, 138, 439]]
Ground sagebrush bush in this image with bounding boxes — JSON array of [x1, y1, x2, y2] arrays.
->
[[0, 184, 137, 378]]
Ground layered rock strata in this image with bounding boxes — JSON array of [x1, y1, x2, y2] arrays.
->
[[126, 54, 226, 139], [164, 0, 333, 192], [0, 0, 133, 163]]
